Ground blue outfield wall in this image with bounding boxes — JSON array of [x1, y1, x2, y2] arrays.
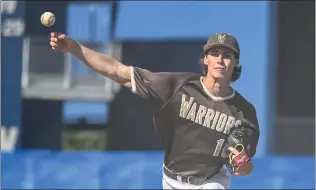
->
[[2, 151, 314, 189]]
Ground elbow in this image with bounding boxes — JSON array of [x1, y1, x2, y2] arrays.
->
[[107, 64, 132, 87]]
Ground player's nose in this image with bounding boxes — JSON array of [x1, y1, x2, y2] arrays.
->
[[216, 55, 224, 64]]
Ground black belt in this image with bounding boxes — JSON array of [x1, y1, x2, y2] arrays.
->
[[163, 166, 208, 186]]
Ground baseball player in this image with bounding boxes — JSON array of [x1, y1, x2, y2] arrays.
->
[[49, 32, 260, 189]]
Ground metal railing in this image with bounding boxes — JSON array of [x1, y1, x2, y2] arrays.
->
[[21, 35, 121, 101]]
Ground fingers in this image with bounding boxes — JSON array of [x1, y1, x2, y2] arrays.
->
[[50, 36, 61, 50], [51, 32, 66, 39], [50, 41, 58, 50], [228, 147, 240, 155], [50, 32, 67, 50], [50, 32, 64, 41], [50, 32, 61, 37], [50, 32, 60, 48], [50, 41, 57, 46], [50, 36, 57, 43]]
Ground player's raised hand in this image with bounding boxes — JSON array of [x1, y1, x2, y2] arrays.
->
[[50, 32, 74, 52]]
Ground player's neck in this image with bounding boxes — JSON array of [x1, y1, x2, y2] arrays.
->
[[203, 76, 232, 97]]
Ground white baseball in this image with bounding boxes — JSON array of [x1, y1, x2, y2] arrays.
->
[[41, 12, 55, 27]]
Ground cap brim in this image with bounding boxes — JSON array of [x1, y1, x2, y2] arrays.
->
[[203, 43, 239, 55]]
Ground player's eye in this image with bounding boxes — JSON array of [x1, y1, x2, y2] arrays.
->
[[209, 52, 220, 57], [222, 53, 233, 59]]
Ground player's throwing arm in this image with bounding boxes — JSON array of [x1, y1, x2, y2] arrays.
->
[[44, 13, 133, 90]]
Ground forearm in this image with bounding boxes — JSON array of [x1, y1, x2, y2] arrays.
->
[[70, 41, 132, 87]]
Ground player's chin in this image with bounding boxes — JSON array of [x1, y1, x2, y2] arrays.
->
[[210, 72, 225, 79]]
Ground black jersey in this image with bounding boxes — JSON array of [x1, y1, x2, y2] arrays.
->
[[131, 66, 260, 178]]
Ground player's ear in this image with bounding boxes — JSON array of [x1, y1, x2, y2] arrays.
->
[[203, 55, 208, 65]]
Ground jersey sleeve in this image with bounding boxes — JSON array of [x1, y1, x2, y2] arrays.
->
[[130, 66, 188, 107], [244, 106, 260, 158]]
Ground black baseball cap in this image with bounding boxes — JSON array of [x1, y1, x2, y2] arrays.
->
[[203, 33, 240, 58]]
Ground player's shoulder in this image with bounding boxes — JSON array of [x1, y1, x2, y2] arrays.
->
[[233, 90, 259, 129], [165, 72, 203, 89], [133, 66, 201, 87], [170, 71, 201, 82], [233, 90, 257, 113], [136, 67, 201, 84], [134, 67, 200, 78]]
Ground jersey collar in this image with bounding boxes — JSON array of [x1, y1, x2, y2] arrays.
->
[[200, 77, 235, 101]]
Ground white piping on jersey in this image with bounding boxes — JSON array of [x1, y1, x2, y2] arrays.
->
[[200, 77, 235, 101], [130, 66, 137, 93]]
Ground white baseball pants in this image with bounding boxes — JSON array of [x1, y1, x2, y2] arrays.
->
[[162, 166, 230, 189]]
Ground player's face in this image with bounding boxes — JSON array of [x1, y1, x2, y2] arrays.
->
[[203, 47, 237, 82]]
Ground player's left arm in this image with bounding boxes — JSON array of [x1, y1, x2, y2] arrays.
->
[[226, 105, 260, 176]]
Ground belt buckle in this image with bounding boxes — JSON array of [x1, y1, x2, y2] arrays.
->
[[186, 176, 193, 185], [176, 175, 182, 183]]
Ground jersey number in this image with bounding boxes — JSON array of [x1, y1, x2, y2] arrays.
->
[[213, 138, 228, 158]]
